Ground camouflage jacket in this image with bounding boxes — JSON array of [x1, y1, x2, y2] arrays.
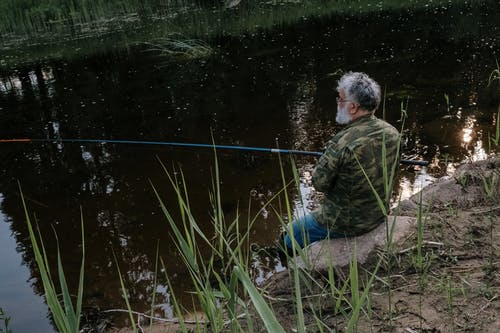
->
[[311, 115, 400, 236]]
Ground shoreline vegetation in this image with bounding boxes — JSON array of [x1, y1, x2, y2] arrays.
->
[[21, 126, 499, 331], [1, 0, 497, 69], [19, 156, 500, 332]]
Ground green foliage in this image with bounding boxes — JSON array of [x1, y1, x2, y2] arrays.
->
[[17, 138, 431, 332], [151, 150, 251, 331], [488, 109, 500, 152], [149, 147, 390, 331], [488, 58, 500, 86], [19, 183, 85, 333], [233, 266, 286, 333], [144, 38, 214, 60], [113, 250, 138, 332], [482, 173, 498, 199], [149, 241, 160, 331], [346, 251, 381, 333], [159, 258, 190, 333]]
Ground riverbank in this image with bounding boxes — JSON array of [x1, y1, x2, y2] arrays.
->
[[103, 156, 499, 332], [264, 157, 499, 332]]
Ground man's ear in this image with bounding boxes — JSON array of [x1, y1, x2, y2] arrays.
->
[[349, 103, 359, 115]]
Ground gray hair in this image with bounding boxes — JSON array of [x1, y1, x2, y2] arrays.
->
[[337, 72, 381, 112]]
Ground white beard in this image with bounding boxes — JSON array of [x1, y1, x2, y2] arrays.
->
[[335, 104, 351, 124]]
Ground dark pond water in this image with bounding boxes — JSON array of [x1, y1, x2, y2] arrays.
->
[[1, 2, 499, 332]]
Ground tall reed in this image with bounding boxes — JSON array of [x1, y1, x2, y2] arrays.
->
[[445, 276, 456, 333], [149, 241, 160, 331], [150, 148, 287, 331], [488, 109, 500, 152], [148, 144, 398, 332], [159, 258, 190, 333], [113, 250, 138, 332], [278, 154, 306, 333], [19, 183, 85, 333], [488, 58, 500, 87], [352, 103, 407, 329]]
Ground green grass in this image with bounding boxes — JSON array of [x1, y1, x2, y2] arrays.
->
[[352, 102, 412, 330], [488, 58, 500, 87], [19, 183, 85, 333], [20, 145, 483, 332], [149, 147, 288, 331], [160, 258, 190, 333], [146, 143, 398, 331], [445, 276, 457, 333], [141, 100, 415, 332], [488, 109, 500, 152], [113, 250, 138, 332], [149, 241, 160, 331], [143, 38, 214, 61]]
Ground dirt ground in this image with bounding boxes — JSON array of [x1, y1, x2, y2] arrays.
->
[[105, 158, 499, 333], [258, 157, 500, 333]]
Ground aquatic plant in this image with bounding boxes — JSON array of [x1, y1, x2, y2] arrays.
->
[[143, 38, 214, 61]]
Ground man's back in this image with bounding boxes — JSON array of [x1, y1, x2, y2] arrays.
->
[[311, 115, 400, 235]]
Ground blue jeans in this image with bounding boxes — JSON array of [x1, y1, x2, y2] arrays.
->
[[284, 213, 348, 249]]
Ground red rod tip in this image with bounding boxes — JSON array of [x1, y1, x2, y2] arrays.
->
[[0, 139, 32, 142]]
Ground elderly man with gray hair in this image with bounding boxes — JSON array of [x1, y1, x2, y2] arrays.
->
[[282, 71, 400, 253]]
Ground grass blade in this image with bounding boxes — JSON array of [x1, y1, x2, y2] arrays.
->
[[112, 250, 138, 333], [233, 266, 286, 333], [19, 181, 85, 333], [75, 208, 85, 330]]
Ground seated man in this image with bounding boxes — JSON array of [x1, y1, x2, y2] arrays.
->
[[283, 71, 400, 252]]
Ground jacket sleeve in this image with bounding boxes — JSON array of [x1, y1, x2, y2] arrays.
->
[[312, 145, 344, 193]]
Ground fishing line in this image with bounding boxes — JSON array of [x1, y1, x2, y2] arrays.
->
[[1, 138, 429, 166]]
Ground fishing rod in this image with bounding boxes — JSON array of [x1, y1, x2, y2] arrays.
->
[[0, 138, 429, 166]]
